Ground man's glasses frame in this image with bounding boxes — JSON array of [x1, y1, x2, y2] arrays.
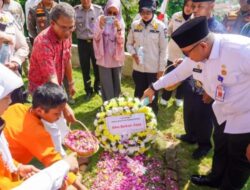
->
[[53, 20, 76, 32]]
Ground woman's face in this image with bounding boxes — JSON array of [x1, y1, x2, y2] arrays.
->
[[107, 6, 119, 17], [184, 0, 193, 15], [140, 8, 153, 22]]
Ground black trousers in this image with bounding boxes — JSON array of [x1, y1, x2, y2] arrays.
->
[[183, 84, 213, 148], [132, 70, 158, 114], [210, 120, 250, 190], [162, 60, 184, 101], [77, 39, 99, 94]]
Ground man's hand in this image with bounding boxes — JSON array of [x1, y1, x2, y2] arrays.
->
[[157, 71, 163, 79], [99, 15, 106, 29], [4, 61, 19, 71], [173, 58, 184, 67], [202, 92, 213, 104], [63, 103, 76, 123], [142, 87, 155, 103], [132, 54, 139, 65], [68, 82, 76, 97], [63, 153, 79, 174], [246, 144, 250, 162], [17, 164, 40, 179], [114, 18, 121, 30]]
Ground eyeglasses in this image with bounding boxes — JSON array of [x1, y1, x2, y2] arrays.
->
[[183, 42, 201, 57], [53, 20, 76, 32], [107, 11, 118, 16]]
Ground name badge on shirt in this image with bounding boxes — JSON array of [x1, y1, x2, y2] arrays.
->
[[215, 85, 225, 102], [193, 68, 202, 73]]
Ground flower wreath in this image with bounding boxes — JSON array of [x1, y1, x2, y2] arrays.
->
[[94, 97, 157, 155]]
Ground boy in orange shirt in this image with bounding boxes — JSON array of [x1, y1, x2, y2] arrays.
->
[[3, 82, 87, 190], [0, 64, 80, 190]]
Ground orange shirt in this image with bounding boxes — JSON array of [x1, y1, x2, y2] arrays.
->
[[2, 104, 76, 184], [0, 156, 22, 190], [3, 104, 61, 166]]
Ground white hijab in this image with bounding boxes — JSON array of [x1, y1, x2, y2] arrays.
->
[[0, 64, 23, 172]]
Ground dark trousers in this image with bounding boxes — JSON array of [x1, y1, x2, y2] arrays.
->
[[132, 70, 158, 114], [29, 37, 34, 46], [183, 84, 213, 148], [162, 60, 184, 101], [77, 39, 99, 94], [210, 120, 250, 190]]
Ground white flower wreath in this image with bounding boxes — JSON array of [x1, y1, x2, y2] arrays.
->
[[94, 97, 157, 155]]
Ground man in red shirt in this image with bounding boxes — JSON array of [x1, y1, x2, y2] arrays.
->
[[29, 2, 76, 122]]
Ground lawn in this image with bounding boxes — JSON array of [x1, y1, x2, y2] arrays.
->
[[33, 68, 250, 190]]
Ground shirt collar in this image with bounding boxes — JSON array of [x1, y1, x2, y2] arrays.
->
[[208, 34, 221, 60], [81, 4, 94, 11], [47, 26, 61, 44], [139, 15, 157, 27]]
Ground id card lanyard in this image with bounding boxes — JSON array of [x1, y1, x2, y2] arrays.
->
[[215, 74, 226, 102]]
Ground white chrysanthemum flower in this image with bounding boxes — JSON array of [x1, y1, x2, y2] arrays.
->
[[107, 110, 112, 116], [112, 107, 119, 114], [134, 136, 138, 141], [101, 136, 107, 141], [98, 125, 103, 130], [94, 119, 98, 126], [118, 107, 123, 113], [105, 144, 111, 149], [119, 149, 126, 154], [132, 106, 139, 112], [118, 97, 125, 102], [128, 140, 135, 145]]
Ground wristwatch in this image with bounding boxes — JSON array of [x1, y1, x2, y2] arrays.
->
[[149, 83, 157, 92]]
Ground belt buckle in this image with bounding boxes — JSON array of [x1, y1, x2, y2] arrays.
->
[[86, 39, 91, 43]]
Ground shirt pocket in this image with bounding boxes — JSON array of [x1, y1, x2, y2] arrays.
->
[[223, 75, 238, 86], [149, 32, 159, 42], [76, 17, 85, 32], [133, 31, 143, 46]]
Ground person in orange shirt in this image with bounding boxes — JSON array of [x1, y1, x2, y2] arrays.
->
[[0, 64, 80, 190], [3, 82, 87, 190]]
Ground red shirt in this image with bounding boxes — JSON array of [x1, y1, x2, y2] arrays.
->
[[28, 26, 72, 93]]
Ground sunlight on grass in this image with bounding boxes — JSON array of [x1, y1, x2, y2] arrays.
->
[[27, 68, 249, 190]]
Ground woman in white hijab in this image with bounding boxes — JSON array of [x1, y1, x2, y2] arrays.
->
[[0, 64, 79, 190]]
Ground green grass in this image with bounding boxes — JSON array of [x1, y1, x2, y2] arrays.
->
[[26, 68, 250, 189], [71, 68, 210, 190]]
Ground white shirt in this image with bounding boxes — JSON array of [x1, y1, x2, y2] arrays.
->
[[167, 11, 190, 62], [3, 0, 25, 32], [0, 133, 17, 173], [42, 117, 70, 157], [0, 11, 29, 65], [0, 132, 69, 190], [127, 16, 168, 73], [153, 34, 250, 134], [13, 160, 69, 190]]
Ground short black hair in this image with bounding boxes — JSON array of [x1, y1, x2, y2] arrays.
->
[[32, 82, 68, 112]]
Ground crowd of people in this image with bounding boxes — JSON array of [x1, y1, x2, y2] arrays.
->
[[0, 0, 250, 189]]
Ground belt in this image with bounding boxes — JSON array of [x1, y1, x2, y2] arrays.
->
[[82, 39, 93, 43]]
